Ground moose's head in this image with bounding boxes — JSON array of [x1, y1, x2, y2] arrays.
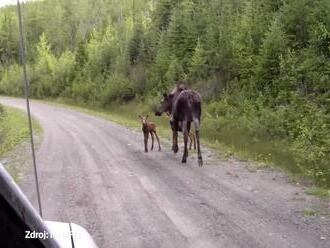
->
[[155, 83, 187, 116], [155, 93, 174, 116]]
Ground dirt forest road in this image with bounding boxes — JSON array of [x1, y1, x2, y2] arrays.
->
[[0, 97, 329, 248]]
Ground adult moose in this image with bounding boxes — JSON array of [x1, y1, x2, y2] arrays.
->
[[155, 83, 203, 166]]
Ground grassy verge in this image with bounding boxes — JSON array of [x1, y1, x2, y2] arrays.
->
[[305, 187, 330, 199], [0, 106, 42, 180]]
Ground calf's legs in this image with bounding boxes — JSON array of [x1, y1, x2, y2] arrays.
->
[[154, 131, 161, 151], [144, 132, 149, 152], [150, 132, 154, 150], [189, 132, 196, 150]]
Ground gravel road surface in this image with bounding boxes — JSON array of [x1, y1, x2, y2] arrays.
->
[[0, 97, 329, 248]]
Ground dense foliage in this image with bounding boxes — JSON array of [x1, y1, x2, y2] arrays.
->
[[0, 0, 329, 185]]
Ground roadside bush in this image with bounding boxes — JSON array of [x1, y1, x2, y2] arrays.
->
[[51, 51, 76, 97], [128, 64, 147, 95], [85, 26, 118, 78], [0, 64, 23, 96], [31, 33, 56, 98], [70, 77, 99, 104], [206, 93, 330, 186], [289, 101, 330, 184], [100, 74, 136, 105]]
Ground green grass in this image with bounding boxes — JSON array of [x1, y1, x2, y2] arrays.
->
[[301, 206, 330, 217], [0, 106, 42, 180], [0, 106, 41, 156], [305, 187, 330, 199], [202, 119, 297, 170], [302, 208, 317, 216]]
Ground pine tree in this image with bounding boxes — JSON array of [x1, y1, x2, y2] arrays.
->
[[189, 38, 206, 80]]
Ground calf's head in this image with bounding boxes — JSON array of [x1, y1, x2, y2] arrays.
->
[[138, 115, 149, 125]]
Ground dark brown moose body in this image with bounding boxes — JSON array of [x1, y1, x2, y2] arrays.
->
[[155, 84, 203, 166]]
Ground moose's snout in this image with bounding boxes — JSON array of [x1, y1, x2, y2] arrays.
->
[[155, 110, 162, 116]]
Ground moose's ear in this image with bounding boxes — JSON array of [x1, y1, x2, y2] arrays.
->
[[163, 93, 168, 98], [146, 115, 149, 119], [138, 115, 142, 119]]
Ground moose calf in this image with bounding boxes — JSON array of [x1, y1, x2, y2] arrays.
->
[[188, 132, 196, 150], [138, 115, 161, 152]]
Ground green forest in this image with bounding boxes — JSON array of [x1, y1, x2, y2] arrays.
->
[[0, 0, 329, 185]]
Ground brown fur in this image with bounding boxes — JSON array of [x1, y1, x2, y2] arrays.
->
[[188, 132, 196, 150], [138, 115, 161, 152]]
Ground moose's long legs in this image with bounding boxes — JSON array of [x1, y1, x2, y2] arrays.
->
[[194, 118, 203, 166], [181, 121, 191, 163]]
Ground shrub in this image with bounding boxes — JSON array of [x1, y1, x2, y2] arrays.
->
[[51, 51, 76, 97], [101, 74, 136, 105], [0, 64, 23, 96], [290, 101, 330, 185]]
